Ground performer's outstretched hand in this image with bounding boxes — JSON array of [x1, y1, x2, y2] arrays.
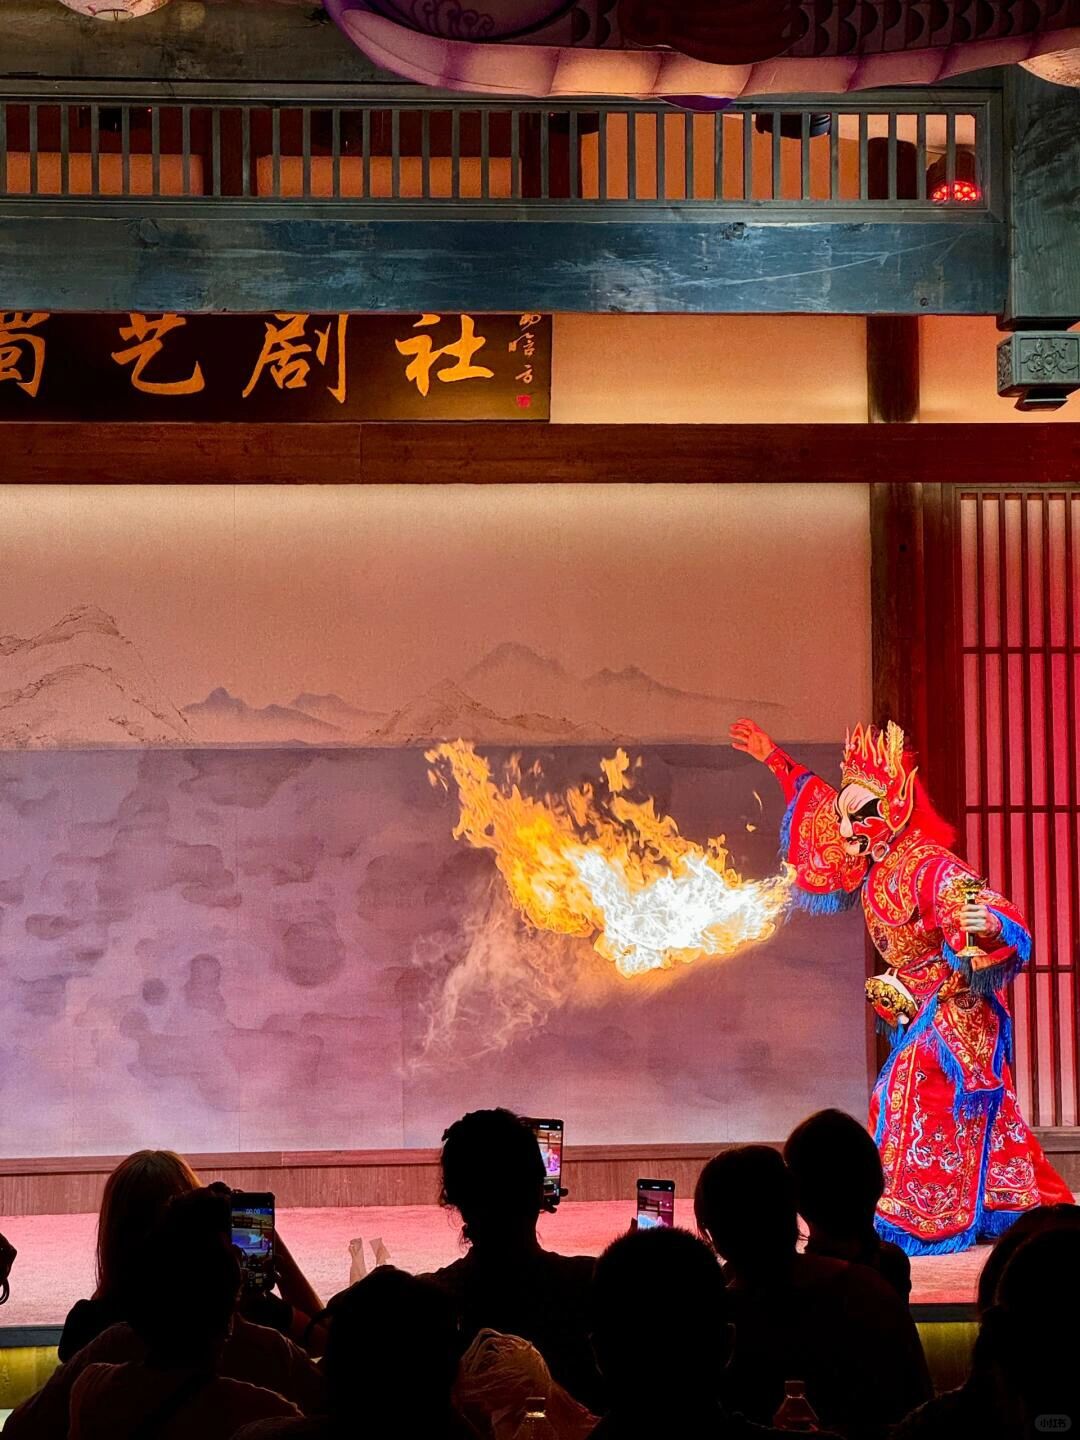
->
[[730, 717, 775, 763]]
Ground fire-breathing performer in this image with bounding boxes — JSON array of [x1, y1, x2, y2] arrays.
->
[[731, 717, 1072, 1256]]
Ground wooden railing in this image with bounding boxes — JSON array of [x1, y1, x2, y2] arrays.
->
[[0, 84, 999, 218]]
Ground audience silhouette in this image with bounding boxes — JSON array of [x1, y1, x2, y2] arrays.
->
[[66, 1189, 301, 1440], [589, 1226, 826, 1439], [421, 1108, 603, 1413], [695, 1144, 931, 1436], [783, 1107, 911, 1299], [974, 1201, 1080, 1314], [59, 1150, 201, 1362], [897, 1214, 1080, 1440], [4, 1188, 323, 1440], [4, 1112, 1077, 1440], [0, 1229, 15, 1306], [236, 1266, 471, 1440]]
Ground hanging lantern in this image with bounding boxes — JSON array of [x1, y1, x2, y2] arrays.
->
[[1022, 50, 1080, 87], [56, 0, 174, 19]]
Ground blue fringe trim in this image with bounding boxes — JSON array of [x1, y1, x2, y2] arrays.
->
[[998, 1002, 1015, 1068], [872, 987, 1010, 1256], [942, 911, 1031, 999], [886, 990, 940, 1054], [874, 1214, 978, 1257], [778, 772, 814, 859], [789, 885, 862, 915], [979, 1208, 1028, 1241], [871, 996, 942, 1148], [996, 912, 1032, 966]]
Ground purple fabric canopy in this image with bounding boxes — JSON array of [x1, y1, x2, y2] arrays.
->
[[324, 0, 1080, 98]]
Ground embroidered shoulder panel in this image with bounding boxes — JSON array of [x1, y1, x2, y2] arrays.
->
[[787, 772, 867, 897], [864, 831, 957, 928]]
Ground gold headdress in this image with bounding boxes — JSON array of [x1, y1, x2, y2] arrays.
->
[[841, 721, 918, 835]]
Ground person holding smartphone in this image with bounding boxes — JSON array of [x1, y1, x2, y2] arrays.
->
[[67, 1190, 303, 1440], [217, 1188, 323, 1349], [421, 1109, 603, 1416]]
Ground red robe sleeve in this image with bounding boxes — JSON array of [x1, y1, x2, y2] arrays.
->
[[765, 746, 866, 913]]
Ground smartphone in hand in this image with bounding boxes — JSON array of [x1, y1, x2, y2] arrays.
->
[[230, 1191, 275, 1294], [636, 1178, 675, 1230], [527, 1118, 564, 1207]]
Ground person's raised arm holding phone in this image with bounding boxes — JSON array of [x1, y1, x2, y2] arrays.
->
[[222, 1188, 325, 1353]]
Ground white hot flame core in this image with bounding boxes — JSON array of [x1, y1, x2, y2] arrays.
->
[[427, 740, 792, 979], [571, 848, 791, 977]]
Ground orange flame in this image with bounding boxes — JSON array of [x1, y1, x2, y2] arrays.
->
[[426, 741, 792, 978]]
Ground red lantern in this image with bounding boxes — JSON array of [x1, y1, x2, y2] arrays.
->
[[927, 151, 982, 205]]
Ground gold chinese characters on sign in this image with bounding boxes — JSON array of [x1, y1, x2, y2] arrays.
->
[[395, 314, 495, 398], [243, 314, 349, 403], [111, 313, 205, 396], [0, 311, 549, 421], [0, 312, 49, 398]]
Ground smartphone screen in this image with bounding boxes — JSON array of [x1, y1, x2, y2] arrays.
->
[[230, 1191, 275, 1293], [528, 1118, 564, 1202], [636, 1178, 675, 1230]]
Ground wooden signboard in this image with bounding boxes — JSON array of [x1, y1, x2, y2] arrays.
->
[[0, 311, 551, 422]]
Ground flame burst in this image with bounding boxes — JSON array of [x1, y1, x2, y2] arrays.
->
[[426, 741, 792, 978]]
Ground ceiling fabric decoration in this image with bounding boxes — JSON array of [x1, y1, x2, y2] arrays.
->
[[1022, 47, 1080, 84], [323, 0, 1080, 98], [57, 0, 174, 16]]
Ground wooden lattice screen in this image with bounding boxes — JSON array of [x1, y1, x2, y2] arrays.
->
[[958, 487, 1080, 1128]]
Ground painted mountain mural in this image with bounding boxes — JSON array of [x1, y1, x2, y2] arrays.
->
[[0, 606, 194, 749], [0, 612, 793, 748]]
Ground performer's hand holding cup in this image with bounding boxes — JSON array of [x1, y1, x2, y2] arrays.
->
[[958, 892, 1001, 969], [958, 900, 994, 935], [730, 718, 775, 763]]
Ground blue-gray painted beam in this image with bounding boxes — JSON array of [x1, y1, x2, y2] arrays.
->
[[1002, 68, 1080, 326], [0, 213, 1004, 315]]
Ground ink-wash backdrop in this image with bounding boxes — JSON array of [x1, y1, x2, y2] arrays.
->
[[0, 484, 870, 1157]]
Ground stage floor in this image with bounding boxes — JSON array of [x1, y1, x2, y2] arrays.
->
[[0, 1199, 990, 1330]]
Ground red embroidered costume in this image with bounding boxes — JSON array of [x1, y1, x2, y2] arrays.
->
[[764, 723, 1071, 1255]]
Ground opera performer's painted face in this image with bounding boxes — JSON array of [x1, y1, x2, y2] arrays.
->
[[835, 782, 893, 860]]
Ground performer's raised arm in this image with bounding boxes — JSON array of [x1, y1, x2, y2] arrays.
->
[[730, 717, 864, 912], [730, 718, 810, 805]]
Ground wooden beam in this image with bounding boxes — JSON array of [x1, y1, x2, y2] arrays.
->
[[1003, 67, 1080, 327], [0, 213, 1006, 316], [3, 422, 1078, 486]]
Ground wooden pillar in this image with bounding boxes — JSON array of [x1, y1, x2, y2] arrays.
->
[[867, 316, 921, 423], [867, 480, 964, 1079], [866, 137, 921, 422]]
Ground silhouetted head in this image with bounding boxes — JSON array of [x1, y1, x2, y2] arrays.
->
[[982, 1226, 1080, 1418], [95, 1150, 201, 1305], [784, 1109, 883, 1239], [129, 1187, 239, 1365], [592, 1227, 730, 1410], [440, 1109, 545, 1247], [976, 1204, 1080, 1315], [695, 1146, 798, 1276], [322, 1267, 462, 1419]]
